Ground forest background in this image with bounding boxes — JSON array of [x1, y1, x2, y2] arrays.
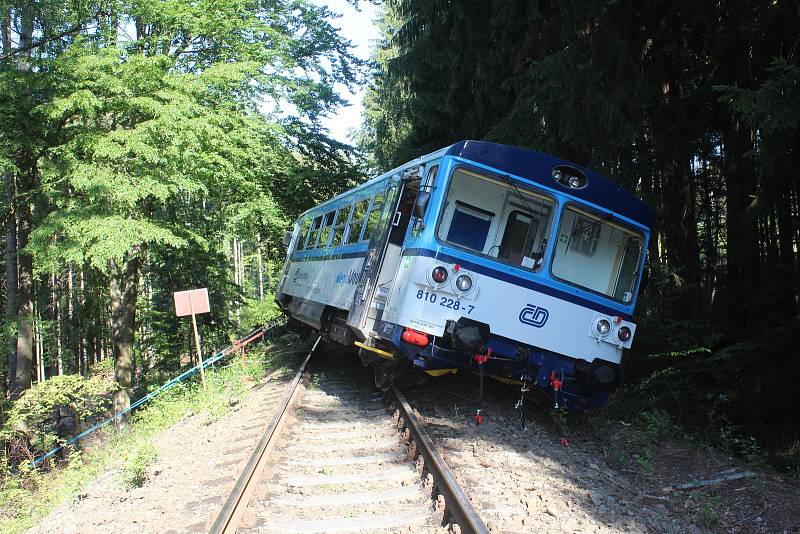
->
[[1, 0, 799, 475]]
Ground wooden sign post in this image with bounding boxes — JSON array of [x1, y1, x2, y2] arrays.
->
[[173, 288, 211, 388]]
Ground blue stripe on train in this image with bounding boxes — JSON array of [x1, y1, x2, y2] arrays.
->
[[402, 247, 632, 320]]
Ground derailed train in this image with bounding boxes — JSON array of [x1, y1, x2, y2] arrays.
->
[[275, 141, 652, 409]]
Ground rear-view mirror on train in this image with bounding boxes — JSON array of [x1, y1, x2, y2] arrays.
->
[[412, 191, 431, 219], [282, 230, 293, 247]]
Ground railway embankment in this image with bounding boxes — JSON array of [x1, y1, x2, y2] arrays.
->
[[3, 332, 307, 534], [407, 372, 800, 533], [13, 335, 799, 534]]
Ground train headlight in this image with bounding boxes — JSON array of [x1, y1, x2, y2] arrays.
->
[[431, 266, 448, 284], [455, 274, 472, 292], [617, 326, 632, 342], [595, 319, 611, 336], [552, 165, 588, 189]]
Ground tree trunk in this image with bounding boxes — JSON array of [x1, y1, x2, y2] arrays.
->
[[4, 179, 17, 394], [1, 8, 11, 55], [1, 4, 12, 394], [34, 298, 44, 382], [257, 233, 264, 301], [10, 1, 35, 399], [12, 199, 33, 398], [54, 272, 63, 375], [109, 251, 141, 418], [722, 120, 759, 340], [661, 156, 701, 316]]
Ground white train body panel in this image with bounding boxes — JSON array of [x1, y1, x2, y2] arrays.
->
[[281, 256, 365, 310], [382, 255, 633, 364]]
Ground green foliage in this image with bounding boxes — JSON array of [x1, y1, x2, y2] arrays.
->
[[120, 442, 158, 489], [0, 375, 114, 460], [692, 492, 721, 527], [634, 447, 655, 476], [640, 409, 677, 442], [0, 0, 365, 418], [240, 297, 283, 331]]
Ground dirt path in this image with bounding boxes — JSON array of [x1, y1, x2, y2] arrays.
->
[[28, 371, 291, 534]]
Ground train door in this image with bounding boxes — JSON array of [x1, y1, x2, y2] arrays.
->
[[347, 173, 415, 333]]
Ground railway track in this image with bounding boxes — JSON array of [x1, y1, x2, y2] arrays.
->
[[209, 339, 488, 534]]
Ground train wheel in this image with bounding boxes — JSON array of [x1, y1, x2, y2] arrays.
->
[[374, 366, 394, 391]]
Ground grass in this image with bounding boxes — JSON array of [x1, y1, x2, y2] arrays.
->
[[120, 442, 158, 489], [691, 491, 721, 527], [0, 344, 292, 534]]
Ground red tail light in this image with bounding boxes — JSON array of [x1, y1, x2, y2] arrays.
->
[[617, 326, 631, 342], [431, 266, 448, 284], [402, 328, 429, 347]]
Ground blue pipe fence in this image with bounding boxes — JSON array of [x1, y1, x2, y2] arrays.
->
[[32, 325, 269, 467]]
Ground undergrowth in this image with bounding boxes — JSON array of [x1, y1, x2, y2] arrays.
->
[[120, 443, 158, 489], [0, 343, 292, 534], [600, 321, 800, 477]]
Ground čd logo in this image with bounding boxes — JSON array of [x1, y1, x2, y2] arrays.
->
[[519, 304, 549, 328]]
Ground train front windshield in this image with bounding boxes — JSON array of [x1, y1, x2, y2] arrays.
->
[[551, 206, 643, 302], [436, 167, 644, 303]]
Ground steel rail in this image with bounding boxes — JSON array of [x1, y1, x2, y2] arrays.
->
[[390, 386, 490, 534], [209, 336, 320, 534]]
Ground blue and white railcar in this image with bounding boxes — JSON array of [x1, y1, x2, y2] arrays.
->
[[276, 141, 652, 408]]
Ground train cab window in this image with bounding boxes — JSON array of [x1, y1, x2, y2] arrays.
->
[[307, 215, 322, 248], [318, 211, 336, 248], [344, 198, 370, 245], [445, 202, 494, 251], [438, 168, 554, 267], [362, 191, 385, 242], [332, 205, 352, 246], [551, 206, 644, 302]]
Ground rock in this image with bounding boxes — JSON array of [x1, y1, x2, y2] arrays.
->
[[588, 491, 604, 506]]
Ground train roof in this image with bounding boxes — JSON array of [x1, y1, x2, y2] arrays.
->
[[298, 146, 449, 219], [446, 141, 654, 229], [300, 141, 653, 229]]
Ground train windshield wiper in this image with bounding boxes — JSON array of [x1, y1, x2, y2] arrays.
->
[[502, 174, 537, 217], [571, 213, 613, 237]]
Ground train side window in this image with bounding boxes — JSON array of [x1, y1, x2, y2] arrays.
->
[[307, 215, 322, 248], [446, 201, 494, 251], [298, 218, 312, 250], [344, 198, 370, 245], [362, 191, 385, 242], [318, 210, 336, 248], [332, 205, 352, 246]]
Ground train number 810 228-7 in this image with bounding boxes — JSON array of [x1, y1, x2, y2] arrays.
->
[[415, 289, 475, 314]]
